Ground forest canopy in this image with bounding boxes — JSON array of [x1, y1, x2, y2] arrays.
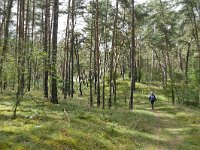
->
[[0, 0, 200, 115], [1, 0, 200, 149]]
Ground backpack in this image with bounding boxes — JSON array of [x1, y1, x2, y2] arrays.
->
[[149, 94, 156, 101]]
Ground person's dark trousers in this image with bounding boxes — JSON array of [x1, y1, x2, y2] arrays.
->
[[151, 101, 154, 110]]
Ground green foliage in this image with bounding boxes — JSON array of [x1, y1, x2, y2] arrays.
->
[[1, 0, 200, 148], [177, 84, 199, 106], [174, 70, 185, 82], [189, 69, 199, 85], [3, 54, 17, 84], [1, 83, 200, 149], [74, 109, 91, 120]]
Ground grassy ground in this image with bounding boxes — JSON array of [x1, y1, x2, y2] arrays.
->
[[0, 82, 200, 150]]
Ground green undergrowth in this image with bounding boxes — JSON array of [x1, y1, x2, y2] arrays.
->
[[0, 82, 200, 150]]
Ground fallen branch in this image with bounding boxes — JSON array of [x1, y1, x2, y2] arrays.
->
[[64, 108, 71, 123], [27, 93, 48, 105]]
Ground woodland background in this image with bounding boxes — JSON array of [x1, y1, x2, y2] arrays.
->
[[0, 0, 200, 149]]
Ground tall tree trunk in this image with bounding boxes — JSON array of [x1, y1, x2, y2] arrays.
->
[[150, 48, 155, 83], [89, 28, 93, 106], [89, 0, 94, 106], [137, 43, 142, 83], [178, 49, 183, 72], [70, 0, 75, 98], [190, 2, 200, 104], [0, 0, 14, 92], [18, 0, 25, 97], [164, 30, 176, 104], [161, 48, 167, 87], [130, 0, 135, 110], [160, 0, 178, 104], [14, 0, 25, 117], [0, 0, 7, 45], [93, 18, 97, 94], [121, 8, 126, 81], [76, 43, 82, 96], [13, 0, 20, 92], [25, 0, 30, 92], [102, 0, 109, 109], [44, 0, 50, 98], [109, 0, 118, 108], [96, 0, 100, 107], [149, 45, 165, 86], [185, 40, 191, 84], [113, 0, 119, 104], [51, 0, 59, 104], [49, 4, 53, 88], [27, 0, 35, 92], [64, 0, 71, 99], [93, 0, 97, 95]]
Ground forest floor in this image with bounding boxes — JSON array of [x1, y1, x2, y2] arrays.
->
[[0, 82, 200, 150]]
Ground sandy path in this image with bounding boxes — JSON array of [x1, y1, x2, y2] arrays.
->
[[155, 111, 162, 150]]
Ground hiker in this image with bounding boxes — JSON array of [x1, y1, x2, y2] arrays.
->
[[149, 91, 156, 110]]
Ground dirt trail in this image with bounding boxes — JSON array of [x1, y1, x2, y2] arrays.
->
[[155, 110, 162, 150], [154, 107, 183, 150], [144, 109, 163, 150]]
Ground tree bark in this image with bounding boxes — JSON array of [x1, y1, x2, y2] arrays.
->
[[102, 0, 109, 109], [109, 0, 118, 108], [130, 0, 135, 110], [44, 0, 50, 98], [113, 0, 119, 104], [190, 2, 200, 104], [89, 0, 94, 107], [27, 0, 35, 92], [0, 0, 14, 91], [64, 0, 71, 99], [95, 0, 100, 107], [185, 40, 191, 84], [51, 0, 59, 104], [70, 0, 75, 98]]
